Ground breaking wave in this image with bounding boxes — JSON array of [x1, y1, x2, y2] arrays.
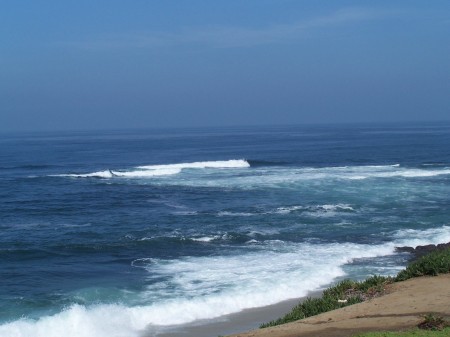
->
[[52, 159, 250, 179], [136, 159, 250, 170], [50, 162, 450, 184], [2, 225, 449, 337]]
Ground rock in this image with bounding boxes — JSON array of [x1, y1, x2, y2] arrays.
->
[[395, 242, 450, 261], [395, 246, 416, 254]]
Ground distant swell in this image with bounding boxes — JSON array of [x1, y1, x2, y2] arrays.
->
[[52, 159, 250, 179], [49, 163, 450, 186], [136, 159, 250, 170]]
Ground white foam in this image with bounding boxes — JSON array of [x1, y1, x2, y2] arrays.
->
[[320, 204, 354, 211], [136, 159, 250, 170], [246, 228, 281, 237], [387, 168, 450, 178], [274, 206, 304, 214], [53, 170, 113, 179], [317, 165, 450, 180], [303, 204, 355, 218], [0, 304, 146, 337], [53, 159, 250, 180], [0, 241, 394, 337], [138, 237, 153, 241], [392, 225, 450, 248], [52, 163, 450, 186], [217, 211, 255, 217], [273, 204, 354, 216], [190, 236, 219, 242], [343, 168, 450, 179], [125, 164, 450, 189], [172, 211, 198, 216], [130, 241, 395, 323], [3, 225, 449, 337], [110, 168, 181, 177]]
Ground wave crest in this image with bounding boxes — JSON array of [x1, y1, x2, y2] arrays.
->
[[137, 159, 250, 170], [2, 225, 450, 337], [52, 159, 250, 179]]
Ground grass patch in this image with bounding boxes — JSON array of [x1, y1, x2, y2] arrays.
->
[[418, 314, 450, 331], [396, 249, 450, 281], [260, 276, 391, 328], [261, 247, 450, 329], [354, 314, 450, 336], [353, 327, 450, 337]]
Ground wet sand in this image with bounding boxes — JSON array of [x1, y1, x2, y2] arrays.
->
[[143, 274, 450, 337], [144, 292, 323, 337]]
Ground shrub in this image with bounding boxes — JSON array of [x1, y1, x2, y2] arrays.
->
[[260, 295, 362, 328], [418, 314, 449, 331], [260, 247, 450, 329], [396, 248, 450, 281], [260, 276, 391, 328]]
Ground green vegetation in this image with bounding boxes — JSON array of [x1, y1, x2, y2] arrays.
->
[[261, 247, 450, 329], [260, 295, 361, 328], [353, 314, 450, 336], [396, 249, 450, 281], [418, 314, 450, 331], [353, 327, 450, 337], [260, 276, 391, 328]]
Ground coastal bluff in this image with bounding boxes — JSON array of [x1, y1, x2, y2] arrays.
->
[[228, 274, 450, 337]]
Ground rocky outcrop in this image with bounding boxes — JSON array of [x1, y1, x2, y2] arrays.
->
[[395, 242, 450, 261]]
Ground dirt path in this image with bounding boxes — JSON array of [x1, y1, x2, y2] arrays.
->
[[228, 274, 450, 337]]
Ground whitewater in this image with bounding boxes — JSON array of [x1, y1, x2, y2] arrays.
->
[[1, 124, 450, 337]]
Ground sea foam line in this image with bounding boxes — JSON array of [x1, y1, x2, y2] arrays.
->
[[52, 159, 250, 179], [50, 162, 450, 182], [136, 159, 250, 170], [0, 241, 392, 337], [1, 226, 449, 337]]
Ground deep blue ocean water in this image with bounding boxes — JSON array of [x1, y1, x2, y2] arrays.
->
[[1, 123, 450, 337]]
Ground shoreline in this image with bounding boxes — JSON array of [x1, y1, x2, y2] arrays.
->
[[146, 244, 450, 337], [147, 244, 450, 337], [228, 274, 450, 337], [144, 291, 323, 337]]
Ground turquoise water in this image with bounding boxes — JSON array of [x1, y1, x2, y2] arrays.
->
[[1, 124, 450, 337]]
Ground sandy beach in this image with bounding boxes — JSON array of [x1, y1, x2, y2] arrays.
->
[[145, 292, 324, 337], [228, 274, 450, 337]]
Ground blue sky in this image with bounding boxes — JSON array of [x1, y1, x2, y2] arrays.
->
[[1, 0, 449, 132]]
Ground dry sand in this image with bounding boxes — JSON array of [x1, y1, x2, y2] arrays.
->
[[228, 274, 450, 337]]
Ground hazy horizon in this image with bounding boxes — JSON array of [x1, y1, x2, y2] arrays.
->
[[2, 1, 449, 132]]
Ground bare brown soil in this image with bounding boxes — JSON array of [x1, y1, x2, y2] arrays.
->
[[228, 274, 450, 337]]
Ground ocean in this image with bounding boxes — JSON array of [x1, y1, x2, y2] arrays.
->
[[1, 123, 450, 337]]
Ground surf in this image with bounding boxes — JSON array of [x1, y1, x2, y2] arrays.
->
[[2, 225, 449, 337], [52, 159, 250, 179]]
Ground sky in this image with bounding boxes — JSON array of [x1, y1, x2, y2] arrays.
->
[[1, 0, 449, 132]]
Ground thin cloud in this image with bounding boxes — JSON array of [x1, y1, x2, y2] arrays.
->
[[66, 7, 397, 50]]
